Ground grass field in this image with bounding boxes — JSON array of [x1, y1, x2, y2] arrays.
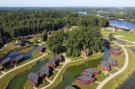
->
[[102, 27, 135, 42]]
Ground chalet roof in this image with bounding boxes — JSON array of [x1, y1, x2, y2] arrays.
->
[[84, 68, 96, 74], [40, 66, 49, 75], [76, 76, 94, 81], [101, 61, 110, 68], [65, 86, 76, 89], [0, 58, 10, 64], [53, 55, 63, 61], [107, 59, 117, 65], [28, 72, 39, 83], [13, 55, 24, 61], [47, 60, 56, 65], [7, 51, 21, 59]]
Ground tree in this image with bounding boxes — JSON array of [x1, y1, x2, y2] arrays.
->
[[47, 29, 65, 54], [108, 33, 114, 41], [42, 30, 48, 41]]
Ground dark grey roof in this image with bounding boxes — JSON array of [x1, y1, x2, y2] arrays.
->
[[76, 76, 94, 81], [0, 58, 10, 65], [101, 61, 110, 68], [28, 72, 39, 83], [40, 66, 49, 75], [84, 68, 94, 73], [48, 60, 56, 65], [65, 86, 76, 89], [13, 55, 24, 61], [53, 55, 64, 61]]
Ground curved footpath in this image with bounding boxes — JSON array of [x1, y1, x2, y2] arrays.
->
[[96, 41, 129, 89], [39, 53, 93, 89], [0, 53, 47, 79], [40, 55, 71, 89]]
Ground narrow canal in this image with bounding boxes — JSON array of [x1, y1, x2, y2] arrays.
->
[[6, 59, 48, 89], [55, 57, 102, 89]]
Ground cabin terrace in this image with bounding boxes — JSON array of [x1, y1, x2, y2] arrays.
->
[[75, 76, 95, 85], [28, 72, 39, 87]]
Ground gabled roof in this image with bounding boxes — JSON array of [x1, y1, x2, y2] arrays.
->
[[107, 59, 117, 65], [0, 58, 10, 64], [28, 72, 39, 83], [12, 55, 24, 61], [101, 61, 110, 68], [84, 68, 95, 74], [77, 76, 94, 81], [47, 60, 56, 65], [7, 51, 21, 59], [40, 66, 49, 75], [53, 55, 63, 61]]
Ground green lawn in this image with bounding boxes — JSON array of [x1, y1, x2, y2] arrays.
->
[[102, 47, 135, 89], [114, 30, 135, 41]]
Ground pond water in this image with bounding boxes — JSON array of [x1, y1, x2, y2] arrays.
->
[[7, 59, 48, 89], [55, 57, 101, 89], [109, 19, 135, 30]]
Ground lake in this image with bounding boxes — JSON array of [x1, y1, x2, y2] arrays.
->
[[109, 19, 135, 30]]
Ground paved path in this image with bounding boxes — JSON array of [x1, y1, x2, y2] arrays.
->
[[96, 41, 129, 89], [0, 53, 47, 79], [40, 55, 71, 89]]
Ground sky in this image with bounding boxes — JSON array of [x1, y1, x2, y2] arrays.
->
[[0, 0, 135, 7]]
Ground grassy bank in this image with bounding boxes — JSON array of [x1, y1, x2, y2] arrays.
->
[[102, 47, 135, 89], [0, 55, 49, 89]]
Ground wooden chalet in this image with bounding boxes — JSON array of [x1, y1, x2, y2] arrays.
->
[[53, 55, 65, 62], [16, 39, 30, 46], [0, 58, 10, 69], [28, 72, 39, 87], [105, 55, 118, 67], [38, 66, 50, 78], [47, 60, 57, 68], [100, 61, 111, 72], [82, 68, 100, 77], [10, 55, 24, 65], [37, 45, 46, 53], [75, 76, 94, 85]]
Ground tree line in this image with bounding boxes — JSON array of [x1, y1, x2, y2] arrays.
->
[[0, 10, 109, 48], [47, 26, 103, 57]]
